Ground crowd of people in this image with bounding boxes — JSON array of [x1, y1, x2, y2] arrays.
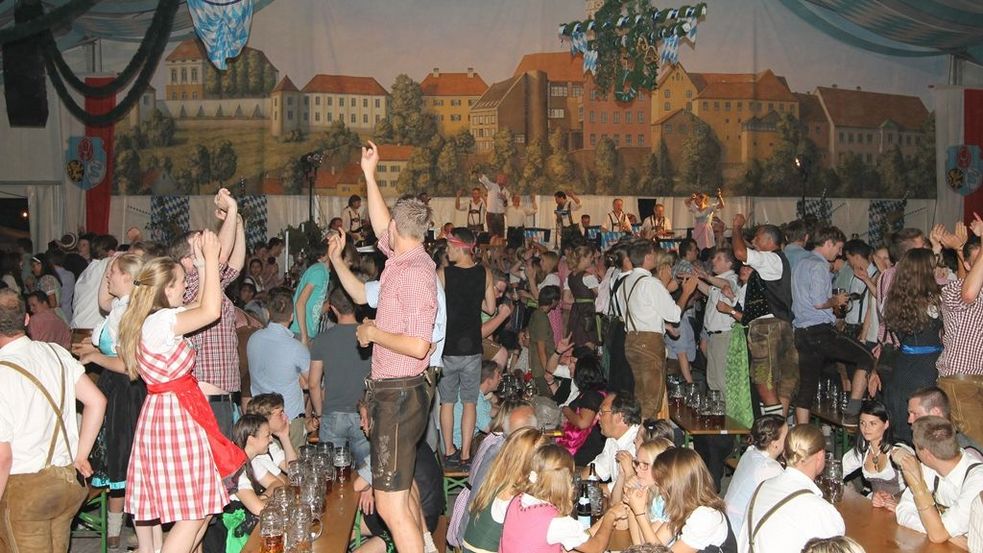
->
[[1, 142, 982, 553]]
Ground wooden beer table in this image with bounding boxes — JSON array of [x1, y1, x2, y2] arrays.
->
[[811, 405, 858, 454], [838, 488, 964, 552], [669, 405, 750, 448], [242, 480, 359, 553]]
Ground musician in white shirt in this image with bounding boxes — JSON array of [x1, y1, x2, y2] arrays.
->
[[642, 203, 673, 238], [603, 198, 632, 233], [342, 194, 365, 239], [885, 416, 983, 545], [738, 425, 845, 553]]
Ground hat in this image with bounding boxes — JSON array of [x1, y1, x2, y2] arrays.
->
[[56, 232, 78, 251]]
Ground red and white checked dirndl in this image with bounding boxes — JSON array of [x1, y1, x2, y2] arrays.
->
[[125, 339, 228, 522]]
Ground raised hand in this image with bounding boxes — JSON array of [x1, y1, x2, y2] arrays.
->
[[327, 228, 346, 263], [214, 187, 236, 213], [733, 213, 747, 229], [971, 212, 983, 237], [360, 140, 380, 175], [929, 224, 945, 253], [200, 229, 221, 261]]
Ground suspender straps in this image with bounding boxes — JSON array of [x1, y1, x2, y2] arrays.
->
[[0, 343, 72, 468], [621, 274, 649, 332], [746, 483, 812, 553]]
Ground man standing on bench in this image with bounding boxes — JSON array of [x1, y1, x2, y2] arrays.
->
[[356, 141, 438, 553]]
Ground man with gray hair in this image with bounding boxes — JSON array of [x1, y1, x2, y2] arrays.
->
[[0, 289, 107, 551], [356, 140, 438, 553]]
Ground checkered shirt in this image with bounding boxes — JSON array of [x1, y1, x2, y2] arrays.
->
[[372, 233, 438, 379], [183, 263, 241, 392], [937, 279, 983, 377]]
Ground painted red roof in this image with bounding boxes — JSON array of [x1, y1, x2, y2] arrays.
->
[[301, 75, 388, 96], [165, 39, 271, 67], [272, 76, 299, 93], [377, 144, 414, 161], [658, 65, 795, 102], [420, 72, 488, 96], [513, 52, 585, 83], [315, 163, 363, 189], [816, 86, 928, 131]]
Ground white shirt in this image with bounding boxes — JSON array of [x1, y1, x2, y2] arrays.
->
[[538, 273, 561, 291], [591, 424, 640, 482], [366, 277, 446, 367], [841, 443, 910, 495], [968, 492, 983, 552], [518, 493, 589, 550], [0, 337, 85, 474], [744, 249, 783, 282], [675, 506, 730, 550], [604, 211, 630, 231], [895, 451, 983, 538], [642, 215, 672, 234], [595, 267, 619, 315], [91, 295, 129, 352], [342, 206, 364, 233], [845, 263, 877, 327], [704, 270, 739, 333], [252, 439, 285, 480], [479, 176, 509, 214], [614, 268, 681, 333], [71, 257, 112, 329], [737, 467, 845, 553], [724, 447, 783, 532], [505, 204, 536, 228]]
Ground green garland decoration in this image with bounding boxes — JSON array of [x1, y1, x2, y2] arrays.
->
[[559, 0, 707, 102]]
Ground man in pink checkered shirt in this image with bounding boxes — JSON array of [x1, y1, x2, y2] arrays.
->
[[355, 140, 437, 553], [170, 188, 247, 437], [937, 215, 983, 448]]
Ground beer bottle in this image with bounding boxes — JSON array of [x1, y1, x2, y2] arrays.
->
[[577, 482, 592, 530]]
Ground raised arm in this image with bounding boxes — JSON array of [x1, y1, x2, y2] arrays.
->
[[214, 188, 238, 265], [716, 187, 725, 209], [962, 214, 983, 304], [227, 214, 247, 273], [174, 230, 223, 336], [732, 213, 749, 262], [327, 230, 366, 304], [360, 141, 391, 238]]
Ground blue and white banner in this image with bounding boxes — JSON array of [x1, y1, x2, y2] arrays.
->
[[238, 194, 269, 252], [796, 198, 831, 223], [868, 199, 905, 247], [150, 195, 191, 245]]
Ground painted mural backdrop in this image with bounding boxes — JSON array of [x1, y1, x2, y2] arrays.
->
[[106, 0, 942, 200]]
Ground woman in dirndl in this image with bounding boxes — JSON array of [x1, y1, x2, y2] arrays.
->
[[73, 253, 150, 548], [117, 230, 246, 553]]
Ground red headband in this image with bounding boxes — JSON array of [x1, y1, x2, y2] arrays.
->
[[448, 236, 476, 251]]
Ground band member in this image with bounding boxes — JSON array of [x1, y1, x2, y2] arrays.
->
[[603, 198, 632, 233], [479, 174, 509, 239], [342, 195, 365, 239], [456, 188, 486, 234], [553, 190, 581, 247], [642, 203, 673, 238]]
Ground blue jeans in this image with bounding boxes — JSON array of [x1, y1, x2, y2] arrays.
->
[[319, 412, 370, 468]]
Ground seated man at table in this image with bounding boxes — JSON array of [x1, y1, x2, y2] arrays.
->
[[586, 392, 641, 491], [907, 386, 983, 453], [885, 416, 983, 545]]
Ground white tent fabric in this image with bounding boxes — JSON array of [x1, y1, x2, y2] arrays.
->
[[933, 86, 969, 227]]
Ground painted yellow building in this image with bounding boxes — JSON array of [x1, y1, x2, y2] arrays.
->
[[652, 64, 798, 172], [421, 68, 488, 136]]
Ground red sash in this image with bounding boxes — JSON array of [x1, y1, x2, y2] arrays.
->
[[146, 374, 246, 479]]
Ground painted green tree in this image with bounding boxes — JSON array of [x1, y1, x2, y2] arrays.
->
[[317, 121, 361, 171], [910, 114, 936, 198], [679, 120, 721, 194], [762, 113, 819, 195], [114, 134, 143, 194], [522, 137, 549, 195], [547, 127, 574, 190], [492, 128, 518, 181], [375, 74, 437, 147], [189, 144, 211, 194], [878, 145, 908, 198], [594, 137, 618, 195], [210, 141, 238, 185]]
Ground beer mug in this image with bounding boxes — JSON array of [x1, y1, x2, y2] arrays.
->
[[285, 507, 322, 551], [333, 444, 352, 484], [259, 507, 284, 553]]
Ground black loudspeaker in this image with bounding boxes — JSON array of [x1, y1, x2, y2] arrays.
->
[[3, 1, 48, 127]]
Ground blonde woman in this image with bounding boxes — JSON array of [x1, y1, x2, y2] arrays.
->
[[73, 253, 149, 548], [615, 438, 674, 536], [499, 444, 627, 553], [627, 448, 734, 551], [737, 425, 844, 553], [118, 230, 246, 553], [802, 536, 866, 553], [462, 427, 549, 553]]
